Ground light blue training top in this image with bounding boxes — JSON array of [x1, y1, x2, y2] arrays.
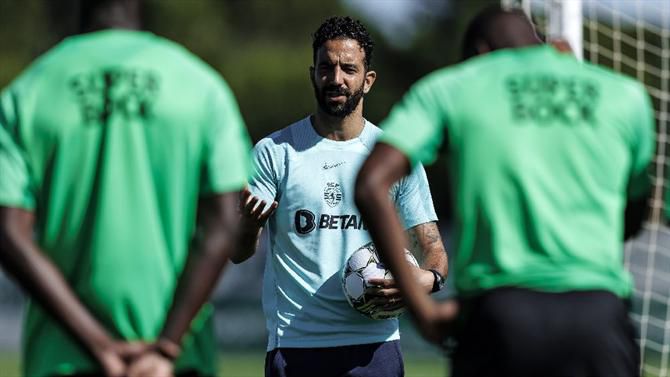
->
[[249, 116, 438, 350]]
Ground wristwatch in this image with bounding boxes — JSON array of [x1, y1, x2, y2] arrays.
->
[[428, 269, 445, 293]]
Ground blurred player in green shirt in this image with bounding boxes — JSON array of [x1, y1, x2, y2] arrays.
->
[[0, 0, 252, 376], [356, 6, 654, 376]]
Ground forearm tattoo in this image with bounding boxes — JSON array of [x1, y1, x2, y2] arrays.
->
[[407, 222, 448, 275]]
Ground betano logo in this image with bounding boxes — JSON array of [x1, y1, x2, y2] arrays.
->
[[294, 210, 366, 235]]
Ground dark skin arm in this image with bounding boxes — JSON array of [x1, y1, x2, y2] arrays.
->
[[355, 143, 457, 344], [0, 207, 145, 376], [132, 192, 242, 372]]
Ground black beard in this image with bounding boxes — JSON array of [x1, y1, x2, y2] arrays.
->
[[313, 83, 365, 118]]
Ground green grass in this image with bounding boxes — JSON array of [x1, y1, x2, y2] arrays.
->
[[0, 352, 664, 377], [218, 352, 448, 377], [402, 354, 449, 377], [0, 352, 447, 377], [0, 354, 19, 377], [218, 352, 263, 377]]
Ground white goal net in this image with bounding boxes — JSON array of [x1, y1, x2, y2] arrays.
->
[[504, 0, 670, 375]]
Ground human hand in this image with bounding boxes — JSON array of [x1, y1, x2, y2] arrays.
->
[[365, 267, 434, 310], [94, 347, 125, 377], [416, 300, 459, 345], [239, 188, 278, 231], [127, 350, 174, 377], [415, 300, 459, 345], [364, 278, 404, 312], [93, 340, 149, 377]]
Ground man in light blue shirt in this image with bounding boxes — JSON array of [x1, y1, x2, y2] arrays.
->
[[235, 16, 448, 377]]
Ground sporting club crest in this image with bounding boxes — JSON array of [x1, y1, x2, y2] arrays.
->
[[324, 182, 343, 207]]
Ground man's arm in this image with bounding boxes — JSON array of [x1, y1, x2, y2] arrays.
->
[[0, 207, 141, 376], [355, 143, 456, 344], [232, 189, 277, 264], [407, 221, 448, 289], [151, 192, 240, 359], [365, 222, 448, 310], [128, 192, 244, 375]]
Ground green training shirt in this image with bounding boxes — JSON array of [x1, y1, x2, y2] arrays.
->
[[0, 30, 252, 376], [381, 45, 655, 298]]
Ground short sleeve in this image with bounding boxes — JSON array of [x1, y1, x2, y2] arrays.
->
[[628, 85, 655, 199], [247, 139, 280, 210], [393, 163, 438, 230], [200, 77, 253, 195], [0, 89, 35, 209], [379, 73, 449, 167]]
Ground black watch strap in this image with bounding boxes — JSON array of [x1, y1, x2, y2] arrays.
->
[[428, 269, 444, 293]]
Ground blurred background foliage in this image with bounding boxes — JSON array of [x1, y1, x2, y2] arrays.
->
[[0, 0, 502, 220], [0, 0, 496, 136], [2, 2, 668, 375], [0, 2, 499, 373]]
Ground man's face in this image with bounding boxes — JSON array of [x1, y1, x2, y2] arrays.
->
[[311, 38, 376, 117]]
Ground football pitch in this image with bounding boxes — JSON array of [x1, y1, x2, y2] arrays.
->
[[219, 352, 448, 377], [0, 352, 666, 376], [0, 352, 448, 377]]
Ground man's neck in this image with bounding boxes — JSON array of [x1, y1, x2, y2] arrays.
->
[[311, 105, 365, 141], [81, 18, 140, 33], [80, 3, 141, 33]]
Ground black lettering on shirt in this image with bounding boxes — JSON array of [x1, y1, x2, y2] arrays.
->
[[319, 214, 330, 229], [69, 68, 160, 126], [506, 74, 599, 126], [329, 216, 339, 229]]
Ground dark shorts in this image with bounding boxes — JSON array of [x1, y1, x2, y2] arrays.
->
[[265, 340, 404, 377], [451, 288, 640, 377]]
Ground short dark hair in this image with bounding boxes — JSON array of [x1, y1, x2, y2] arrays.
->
[[461, 5, 532, 60], [312, 16, 375, 70]]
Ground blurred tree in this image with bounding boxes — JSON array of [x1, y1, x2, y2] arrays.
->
[[0, 0, 501, 220], [143, 0, 348, 141], [0, 0, 496, 137]]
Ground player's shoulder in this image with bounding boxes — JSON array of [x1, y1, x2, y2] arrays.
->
[[447, 47, 533, 81], [7, 31, 223, 92], [3, 39, 68, 93], [359, 120, 382, 149], [365, 121, 382, 137], [581, 59, 647, 98], [254, 117, 308, 154], [85, 31, 228, 92], [403, 61, 472, 101], [145, 34, 229, 88]]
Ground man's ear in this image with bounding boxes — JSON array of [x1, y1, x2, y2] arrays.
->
[[364, 70, 377, 94]]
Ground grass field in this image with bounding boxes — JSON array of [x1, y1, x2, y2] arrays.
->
[[218, 352, 448, 377], [0, 352, 447, 377], [0, 352, 666, 376]]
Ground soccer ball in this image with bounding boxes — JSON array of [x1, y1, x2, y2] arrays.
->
[[342, 241, 419, 320]]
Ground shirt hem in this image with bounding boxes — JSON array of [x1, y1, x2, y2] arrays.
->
[[266, 333, 400, 351]]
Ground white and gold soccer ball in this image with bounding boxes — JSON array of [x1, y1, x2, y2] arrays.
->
[[342, 241, 419, 320]]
